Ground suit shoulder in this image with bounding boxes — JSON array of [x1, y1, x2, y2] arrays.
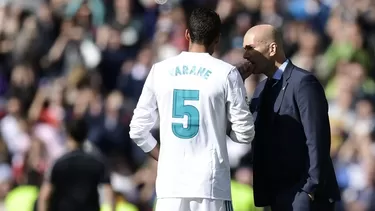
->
[[291, 65, 313, 77], [290, 66, 326, 99], [291, 66, 320, 84]]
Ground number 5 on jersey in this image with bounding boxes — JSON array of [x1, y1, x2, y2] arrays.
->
[[172, 89, 200, 139]]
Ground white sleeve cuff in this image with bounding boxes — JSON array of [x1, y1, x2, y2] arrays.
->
[[229, 129, 253, 144], [134, 134, 158, 153]]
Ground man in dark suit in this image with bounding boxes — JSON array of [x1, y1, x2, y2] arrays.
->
[[236, 24, 341, 211]]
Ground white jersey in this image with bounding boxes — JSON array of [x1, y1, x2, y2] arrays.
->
[[129, 51, 255, 200]]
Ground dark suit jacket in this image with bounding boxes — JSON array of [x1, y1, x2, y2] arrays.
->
[[240, 62, 341, 207]]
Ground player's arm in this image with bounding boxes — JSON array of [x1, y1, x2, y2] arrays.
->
[[38, 163, 57, 211], [225, 67, 255, 144], [38, 183, 53, 211], [148, 143, 160, 161], [129, 65, 159, 161]]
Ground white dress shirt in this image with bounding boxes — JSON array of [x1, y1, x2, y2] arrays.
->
[[272, 60, 289, 80]]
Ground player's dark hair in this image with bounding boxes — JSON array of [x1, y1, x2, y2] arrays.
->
[[66, 118, 88, 144], [187, 8, 221, 46]]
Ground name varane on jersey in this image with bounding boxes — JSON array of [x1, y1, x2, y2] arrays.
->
[[169, 65, 212, 80]]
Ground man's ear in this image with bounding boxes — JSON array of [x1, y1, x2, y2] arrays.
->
[[185, 29, 190, 41], [269, 42, 277, 57]]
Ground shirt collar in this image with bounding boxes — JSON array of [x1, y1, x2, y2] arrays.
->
[[272, 60, 289, 80]]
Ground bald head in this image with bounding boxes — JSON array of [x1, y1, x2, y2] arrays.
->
[[242, 24, 287, 76], [244, 24, 283, 50]]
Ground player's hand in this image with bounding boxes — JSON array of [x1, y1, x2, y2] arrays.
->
[[234, 167, 253, 185], [236, 61, 255, 81]]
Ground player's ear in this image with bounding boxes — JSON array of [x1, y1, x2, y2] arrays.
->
[[185, 29, 190, 42]]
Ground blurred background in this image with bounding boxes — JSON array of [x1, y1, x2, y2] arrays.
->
[[0, 0, 374, 210]]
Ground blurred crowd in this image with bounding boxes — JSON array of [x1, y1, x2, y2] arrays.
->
[[0, 0, 374, 210]]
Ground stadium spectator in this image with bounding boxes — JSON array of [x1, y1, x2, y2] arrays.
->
[[37, 118, 114, 211]]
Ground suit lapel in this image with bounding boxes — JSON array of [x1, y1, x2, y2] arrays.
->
[[273, 62, 294, 113], [251, 62, 294, 123]]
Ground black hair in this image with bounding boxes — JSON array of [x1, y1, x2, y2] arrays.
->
[[66, 118, 88, 144], [187, 8, 221, 46]]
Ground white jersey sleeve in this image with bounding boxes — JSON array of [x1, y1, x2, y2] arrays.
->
[[129, 65, 158, 152], [225, 68, 255, 144]]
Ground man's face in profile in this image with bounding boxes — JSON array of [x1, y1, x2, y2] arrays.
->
[[242, 34, 271, 74]]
